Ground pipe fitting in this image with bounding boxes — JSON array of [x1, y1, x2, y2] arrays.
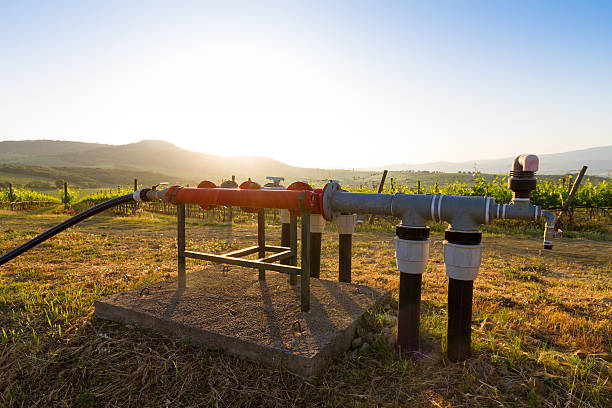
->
[[335, 214, 356, 235], [541, 210, 556, 250], [443, 242, 483, 281], [310, 214, 326, 234], [443, 230, 483, 281], [395, 239, 430, 274], [279, 209, 290, 224], [394, 226, 430, 274]]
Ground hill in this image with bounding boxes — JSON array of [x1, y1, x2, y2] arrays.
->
[[364, 145, 612, 176], [0, 140, 609, 189]]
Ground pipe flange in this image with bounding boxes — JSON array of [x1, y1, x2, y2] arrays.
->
[[321, 182, 341, 221]]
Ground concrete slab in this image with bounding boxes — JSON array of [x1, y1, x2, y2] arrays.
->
[[95, 265, 389, 378]]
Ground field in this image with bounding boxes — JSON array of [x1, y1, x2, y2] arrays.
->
[[0, 207, 610, 407]]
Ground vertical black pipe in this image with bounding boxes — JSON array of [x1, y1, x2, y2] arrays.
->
[[447, 278, 473, 362], [177, 203, 186, 288], [395, 225, 429, 353], [280, 222, 291, 265], [309, 232, 321, 278], [397, 273, 422, 352], [444, 229, 481, 362], [289, 214, 298, 285], [301, 212, 311, 311], [257, 209, 265, 280], [338, 234, 352, 283]]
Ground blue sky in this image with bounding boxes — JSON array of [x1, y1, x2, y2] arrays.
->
[[1, 1, 610, 168]]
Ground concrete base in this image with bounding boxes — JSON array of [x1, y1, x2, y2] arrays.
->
[[95, 265, 389, 378]]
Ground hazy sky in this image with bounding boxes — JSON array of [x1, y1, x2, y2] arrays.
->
[[1, 1, 611, 168]]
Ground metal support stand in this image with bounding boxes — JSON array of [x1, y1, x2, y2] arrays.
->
[[280, 222, 291, 265], [177, 203, 186, 288], [258, 209, 265, 280], [301, 212, 311, 311], [339, 234, 351, 283], [289, 214, 298, 285]]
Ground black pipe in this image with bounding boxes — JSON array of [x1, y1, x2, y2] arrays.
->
[[309, 232, 321, 278], [395, 225, 429, 353], [0, 193, 138, 266], [447, 278, 474, 362], [338, 234, 351, 283], [445, 229, 481, 362], [280, 222, 291, 265], [398, 272, 421, 352]]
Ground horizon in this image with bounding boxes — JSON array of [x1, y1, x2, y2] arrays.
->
[[1, 1, 611, 169]]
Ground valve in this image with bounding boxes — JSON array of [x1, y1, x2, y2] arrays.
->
[[239, 179, 261, 213], [196, 180, 217, 210]]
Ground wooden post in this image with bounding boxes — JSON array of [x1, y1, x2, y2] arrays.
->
[[417, 180, 421, 194], [63, 182, 68, 210], [561, 166, 588, 220], [8, 183, 13, 202], [368, 170, 388, 224], [133, 178, 138, 191]]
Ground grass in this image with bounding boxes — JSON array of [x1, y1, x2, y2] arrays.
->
[[0, 210, 610, 407]]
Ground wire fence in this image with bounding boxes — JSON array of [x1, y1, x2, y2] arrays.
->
[[0, 201, 58, 212]]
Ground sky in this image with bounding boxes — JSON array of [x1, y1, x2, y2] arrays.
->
[[1, 1, 611, 169]]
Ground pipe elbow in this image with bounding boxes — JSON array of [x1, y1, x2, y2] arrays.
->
[[541, 210, 556, 250]]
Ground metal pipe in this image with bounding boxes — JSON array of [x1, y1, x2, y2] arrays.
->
[[169, 186, 321, 213]]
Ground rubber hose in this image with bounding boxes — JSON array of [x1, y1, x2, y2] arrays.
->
[[0, 193, 135, 266]]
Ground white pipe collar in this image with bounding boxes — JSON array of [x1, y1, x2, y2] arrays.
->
[[394, 237, 429, 274], [443, 241, 483, 281], [335, 214, 356, 235]]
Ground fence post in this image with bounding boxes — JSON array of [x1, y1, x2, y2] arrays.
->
[[561, 166, 588, 223], [8, 183, 13, 202], [229, 175, 235, 224], [134, 178, 138, 191], [64, 182, 68, 210], [417, 180, 421, 194], [368, 170, 388, 224]]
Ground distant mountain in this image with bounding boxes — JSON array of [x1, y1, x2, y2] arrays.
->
[[1, 140, 609, 189], [363, 145, 612, 176], [0, 139, 342, 186]]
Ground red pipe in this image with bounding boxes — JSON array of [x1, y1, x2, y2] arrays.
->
[[167, 186, 322, 213]]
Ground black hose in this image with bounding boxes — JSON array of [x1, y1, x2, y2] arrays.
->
[[0, 193, 136, 266]]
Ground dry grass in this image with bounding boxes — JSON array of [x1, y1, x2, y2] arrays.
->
[[0, 211, 610, 407]]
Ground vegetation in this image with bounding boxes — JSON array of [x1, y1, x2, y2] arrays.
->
[[353, 174, 612, 209], [0, 186, 60, 203], [0, 212, 609, 406]]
